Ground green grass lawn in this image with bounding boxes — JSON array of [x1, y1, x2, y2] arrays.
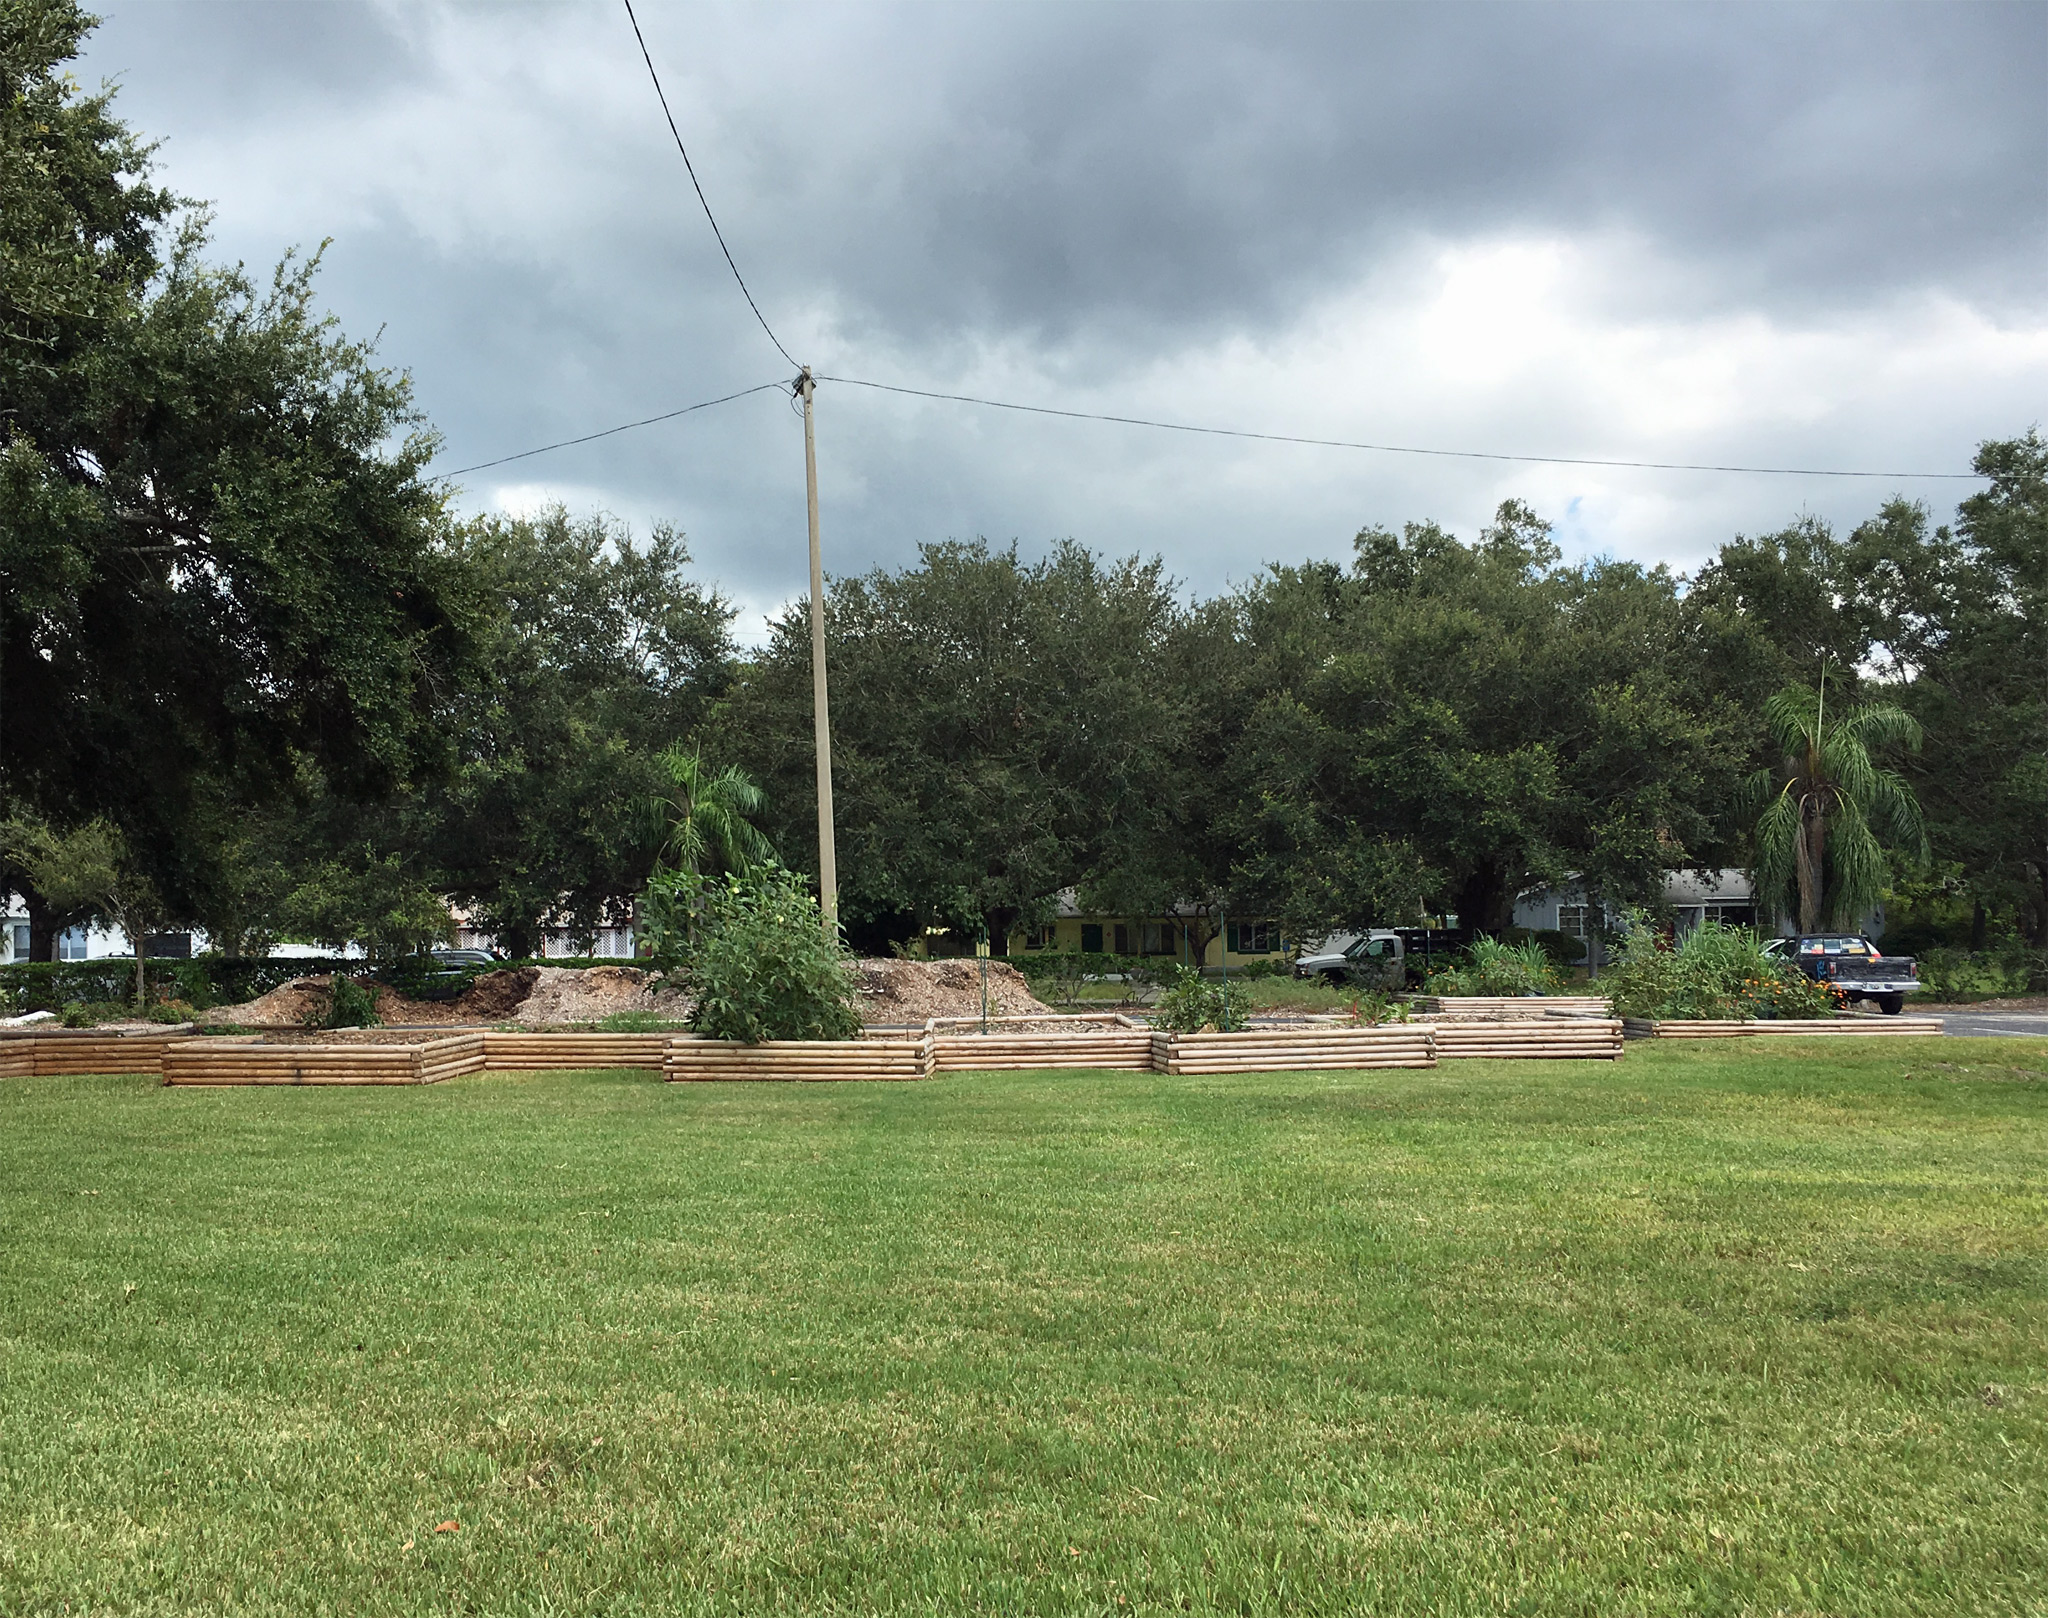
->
[[3, 1042, 2043, 1616]]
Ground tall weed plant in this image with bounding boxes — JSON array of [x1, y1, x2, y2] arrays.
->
[[1917, 945, 2045, 1000], [1603, 919, 1835, 1021], [685, 864, 861, 1044], [1423, 936, 1563, 997], [1152, 967, 1253, 1033]]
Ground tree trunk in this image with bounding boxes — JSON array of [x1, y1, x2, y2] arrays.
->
[[1970, 900, 1988, 953], [985, 907, 1017, 957], [25, 891, 63, 962], [1795, 799, 1824, 934]]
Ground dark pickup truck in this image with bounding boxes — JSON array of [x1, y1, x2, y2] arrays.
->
[[1765, 935, 1921, 1014]]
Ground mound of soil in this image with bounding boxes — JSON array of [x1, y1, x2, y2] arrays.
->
[[207, 965, 689, 1029], [509, 965, 690, 1026], [853, 957, 1053, 1024]]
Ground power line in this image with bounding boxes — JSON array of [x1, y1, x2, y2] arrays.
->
[[817, 374, 1984, 480], [437, 381, 785, 478], [620, 0, 798, 370]]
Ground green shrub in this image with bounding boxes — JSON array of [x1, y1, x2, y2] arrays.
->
[[1917, 945, 2046, 1000], [324, 976, 381, 1029], [144, 1000, 198, 1025], [1426, 936, 1562, 997], [1602, 920, 1835, 1021], [686, 865, 861, 1044], [1152, 966, 1253, 1034]]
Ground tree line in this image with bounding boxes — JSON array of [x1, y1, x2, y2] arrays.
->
[[5, 3, 2043, 965]]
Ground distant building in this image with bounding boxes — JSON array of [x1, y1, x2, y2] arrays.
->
[[1512, 869, 1883, 941], [913, 888, 1287, 967]]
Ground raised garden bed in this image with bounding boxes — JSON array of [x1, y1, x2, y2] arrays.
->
[[1622, 1016, 1946, 1040], [1151, 1024, 1436, 1074], [1410, 995, 1613, 1017], [480, 1032, 668, 1070], [162, 1033, 484, 1086], [664, 1034, 935, 1083], [0, 1027, 197, 1077], [928, 1014, 1154, 1072], [1425, 1017, 1624, 1059]]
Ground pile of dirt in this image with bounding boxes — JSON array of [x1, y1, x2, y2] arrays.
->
[[206, 965, 690, 1029], [853, 957, 1053, 1024], [509, 965, 690, 1026]]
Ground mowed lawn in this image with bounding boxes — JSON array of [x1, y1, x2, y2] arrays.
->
[[3, 1043, 2043, 1616]]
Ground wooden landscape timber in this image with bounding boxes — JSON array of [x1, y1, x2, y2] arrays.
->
[[1152, 1025, 1437, 1074], [481, 1032, 668, 1071], [1623, 1016, 1946, 1040], [664, 1035, 935, 1083], [162, 1034, 485, 1086], [928, 1013, 1154, 1072], [1425, 1017, 1625, 1059], [1410, 996, 1614, 1017], [0, 1027, 196, 1078]]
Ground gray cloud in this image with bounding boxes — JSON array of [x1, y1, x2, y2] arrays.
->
[[80, 1, 2047, 634]]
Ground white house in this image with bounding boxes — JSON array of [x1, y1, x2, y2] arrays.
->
[[1513, 869, 1883, 943]]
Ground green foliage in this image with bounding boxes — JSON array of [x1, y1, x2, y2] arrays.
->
[[1152, 966, 1253, 1033], [0, 816, 165, 1004], [1917, 946, 2047, 1001], [685, 865, 860, 1044], [1745, 679, 1927, 933], [427, 509, 735, 959], [1603, 920, 1836, 1021], [323, 976, 381, 1030], [277, 852, 451, 960], [1425, 936, 1563, 997], [715, 538, 1184, 950]]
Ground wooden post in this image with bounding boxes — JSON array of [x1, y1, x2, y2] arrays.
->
[[799, 368, 839, 937]]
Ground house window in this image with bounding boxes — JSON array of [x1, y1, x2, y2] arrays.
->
[[9, 924, 25, 960], [57, 926, 88, 961], [1702, 904, 1755, 929], [1140, 921, 1170, 955], [1113, 924, 1131, 955], [1021, 925, 1054, 951], [1557, 904, 1589, 939], [1081, 924, 1103, 954], [1229, 921, 1274, 953]]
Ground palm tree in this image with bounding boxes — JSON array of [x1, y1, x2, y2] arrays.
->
[[651, 745, 772, 882], [1746, 677, 1928, 934]]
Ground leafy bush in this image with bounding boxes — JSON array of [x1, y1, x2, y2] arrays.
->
[[145, 1000, 198, 1024], [1152, 967, 1253, 1033], [686, 865, 861, 1043], [324, 976, 381, 1029], [1917, 945, 2046, 1000], [1424, 937, 1562, 997], [1602, 920, 1835, 1021]]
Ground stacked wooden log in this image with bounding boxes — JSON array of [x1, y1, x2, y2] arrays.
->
[[1623, 1016, 1945, 1040], [1152, 1024, 1437, 1074], [481, 1032, 667, 1071], [664, 1035, 934, 1082], [1410, 995, 1614, 1016], [0, 1027, 196, 1077], [927, 1014, 1154, 1072], [162, 1034, 486, 1086], [1427, 1017, 1624, 1059]]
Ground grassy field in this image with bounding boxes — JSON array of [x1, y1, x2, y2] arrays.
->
[[3, 1041, 2043, 1616]]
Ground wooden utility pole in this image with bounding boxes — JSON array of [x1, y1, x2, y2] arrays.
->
[[798, 367, 839, 936]]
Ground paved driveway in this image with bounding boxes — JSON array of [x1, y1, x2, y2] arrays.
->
[[1933, 1009, 2048, 1039]]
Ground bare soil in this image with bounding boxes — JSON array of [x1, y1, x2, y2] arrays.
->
[[205, 966, 691, 1030], [854, 958, 1053, 1024]]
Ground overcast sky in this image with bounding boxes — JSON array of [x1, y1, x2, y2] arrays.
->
[[80, 1, 2047, 637]]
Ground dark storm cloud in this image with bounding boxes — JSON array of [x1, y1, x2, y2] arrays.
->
[[74, 1, 2048, 631]]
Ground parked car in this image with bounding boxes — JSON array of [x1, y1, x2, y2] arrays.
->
[[1765, 935, 1920, 1014], [1295, 930, 1471, 987], [430, 948, 499, 973]]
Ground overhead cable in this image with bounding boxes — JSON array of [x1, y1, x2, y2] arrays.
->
[[817, 374, 1983, 480], [437, 381, 785, 478], [620, 0, 798, 369]]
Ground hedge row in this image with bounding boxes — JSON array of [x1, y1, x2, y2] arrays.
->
[[0, 954, 639, 1014]]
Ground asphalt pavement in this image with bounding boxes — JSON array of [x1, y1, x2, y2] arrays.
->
[[1931, 1009, 2048, 1040]]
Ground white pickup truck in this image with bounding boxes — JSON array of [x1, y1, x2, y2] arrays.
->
[[1293, 930, 1407, 984]]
